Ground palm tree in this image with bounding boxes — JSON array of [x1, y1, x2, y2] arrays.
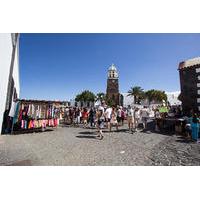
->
[[145, 89, 156, 105], [127, 86, 144, 104]]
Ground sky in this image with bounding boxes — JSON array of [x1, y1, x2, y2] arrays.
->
[[19, 33, 200, 101]]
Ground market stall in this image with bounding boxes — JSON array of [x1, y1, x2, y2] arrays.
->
[[9, 99, 65, 134]]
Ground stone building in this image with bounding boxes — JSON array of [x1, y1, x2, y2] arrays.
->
[[106, 64, 123, 106], [178, 57, 200, 114]]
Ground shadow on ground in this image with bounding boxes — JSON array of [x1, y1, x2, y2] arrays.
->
[[78, 131, 96, 135], [76, 135, 97, 139], [12, 128, 54, 135], [6, 159, 32, 166]]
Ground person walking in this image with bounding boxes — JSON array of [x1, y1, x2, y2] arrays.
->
[[140, 106, 149, 131], [117, 106, 122, 126], [134, 107, 140, 132], [88, 108, 95, 128], [121, 108, 125, 126], [96, 106, 104, 140], [82, 108, 88, 128], [127, 105, 134, 133], [110, 107, 118, 132], [105, 106, 112, 129], [189, 113, 199, 142], [154, 108, 161, 132]]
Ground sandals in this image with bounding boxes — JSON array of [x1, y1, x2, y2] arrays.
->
[[96, 135, 103, 140]]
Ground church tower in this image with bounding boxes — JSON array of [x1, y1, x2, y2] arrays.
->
[[106, 64, 120, 106]]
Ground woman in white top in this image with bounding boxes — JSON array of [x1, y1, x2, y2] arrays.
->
[[140, 106, 149, 130], [127, 105, 134, 132], [134, 107, 140, 131]]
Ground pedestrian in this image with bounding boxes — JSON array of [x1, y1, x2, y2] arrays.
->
[[88, 108, 95, 128], [134, 107, 140, 132], [117, 106, 122, 126], [82, 108, 88, 128], [140, 106, 149, 131], [74, 107, 81, 125], [69, 107, 74, 125], [105, 106, 112, 129], [189, 113, 199, 142], [110, 107, 118, 132], [121, 108, 125, 126], [154, 108, 161, 132], [127, 105, 134, 133], [96, 106, 104, 140]]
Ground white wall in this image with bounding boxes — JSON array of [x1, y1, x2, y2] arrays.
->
[[0, 33, 20, 134], [122, 93, 134, 107], [166, 91, 181, 106], [0, 34, 13, 133]]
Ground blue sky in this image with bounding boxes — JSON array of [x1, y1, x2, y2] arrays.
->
[[19, 33, 200, 101]]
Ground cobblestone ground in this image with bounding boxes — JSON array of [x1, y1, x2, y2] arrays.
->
[[0, 125, 200, 166]]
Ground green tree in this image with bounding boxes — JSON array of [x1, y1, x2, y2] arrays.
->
[[96, 92, 106, 101], [127, 86, 144, 104], [75, 90, 96, 103]]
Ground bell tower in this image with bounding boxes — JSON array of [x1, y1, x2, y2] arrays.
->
[[106, 64, 120, 106]]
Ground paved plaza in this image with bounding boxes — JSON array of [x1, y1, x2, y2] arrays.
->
[[0, 125, 200, 166]]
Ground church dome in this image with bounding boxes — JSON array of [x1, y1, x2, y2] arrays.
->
[[108, 64, 117, 71], [108, 63, 118, 79]]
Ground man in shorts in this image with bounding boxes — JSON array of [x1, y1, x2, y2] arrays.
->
[[105, 106, 112, 129], [127, 105, 134, 133]]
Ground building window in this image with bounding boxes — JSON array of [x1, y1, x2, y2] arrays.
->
[[197, 90, 200, 95], [198, 76, 200, 81], [197, 98, 200, 103], [197, 83, 200, 87]]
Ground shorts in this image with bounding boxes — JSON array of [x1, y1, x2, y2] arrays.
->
[[117, 116, 121, 123], [98, 119, 104, 129], [111, 120, 118, 124], [105, 118, 111, 123], [127, 116, 134, 123], [142, 117, 148, 123]]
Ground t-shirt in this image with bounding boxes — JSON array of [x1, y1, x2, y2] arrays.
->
[[127, 108, 134, 117], [134, 110, 140, 119], [121, 110, 125, 118], [155, 111, 161, 118], [82, 111, 88, 119], [105, 108, 112, 119], [140, 108, 149, 118], [117, 109, 122, 117]]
